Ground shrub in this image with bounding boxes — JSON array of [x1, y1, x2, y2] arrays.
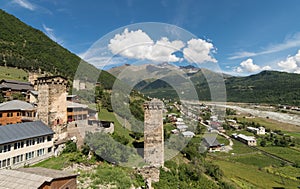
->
[[63, 140, 77, 153]]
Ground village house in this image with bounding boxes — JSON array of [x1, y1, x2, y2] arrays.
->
[[210, 121, 225, 133], [0, 167, 77, 189], [247, 126, 266, 135], [176, 124, 188, 132], [210, 115, 218, 122], [67, 101, 88, 123], [182, 131, 195, 138], [26, 90, 38, 104], [233, 133, 257, 146], [226, 119, 239, 130], [0, 79, 33, 100], [171, 129, 179, 134], [0, 100, 36, 126], [67, 94, 80, 102], [0, 121, 54, 169], [202, 133, 222, 152]]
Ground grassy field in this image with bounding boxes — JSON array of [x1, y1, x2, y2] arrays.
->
[[214, 159, 300, 189], [31, 152, 95, 170], [208, 137, 300, 188], [98, 108, 133, 143], [230, 140, 256, 154], [217, 135, 229, 146], [231, 153, 283, 168], [264, 165, 300, 181], [0, 66, 28, 81], [258, 146, 300, 164]]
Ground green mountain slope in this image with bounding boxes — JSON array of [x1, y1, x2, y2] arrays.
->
[[135, 67, 300, 105], [226, 70, 300, 105], [0, 9, 116, 89]]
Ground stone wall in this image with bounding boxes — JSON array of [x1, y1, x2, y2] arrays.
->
[[136, 166, 160, 188], [36, 76, 68, 128], [143, 99, 164, 167]]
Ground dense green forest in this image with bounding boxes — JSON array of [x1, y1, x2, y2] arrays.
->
[[0, 9, 116, 89], [136, 69, 300, 106], [225, 70, 300, 105]]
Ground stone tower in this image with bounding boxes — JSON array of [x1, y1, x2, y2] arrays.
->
[[36, 76, 68, 128], [143, 99, 164, 167]]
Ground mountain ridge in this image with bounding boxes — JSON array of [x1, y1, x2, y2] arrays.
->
[[108, 63, 300, 105]]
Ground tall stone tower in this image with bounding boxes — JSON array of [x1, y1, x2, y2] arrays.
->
[[143, 99, 164, 167], [36, 76, 68, 128]]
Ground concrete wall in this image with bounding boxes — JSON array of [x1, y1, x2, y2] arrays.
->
[[0, 136, 54, 169]]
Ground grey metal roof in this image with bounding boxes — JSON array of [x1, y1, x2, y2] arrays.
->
[[0, 169, 50, 189], [0, 80, 33, 91], [0, 168, 77, 189], [18, 167, 78, 179], [29, 90, 38, 96], [0, 100, 35, 111], [182, 131, 195, 136], [0, 121, 54, 145], [202, 133, 220, 147], [67, 101, 88, 108]]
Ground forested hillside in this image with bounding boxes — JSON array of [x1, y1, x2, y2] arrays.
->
[[135, 68, 300, 105], [0, 9, 116, 89], [226, 70, 300, 105]]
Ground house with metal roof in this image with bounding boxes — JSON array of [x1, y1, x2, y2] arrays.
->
[[0, 79, 34, 100], [0, 121, 54, 169], [202, 133, 221, 152], [0, 167, 77, 189], [182, 131, 195, 138], [67, 101, 89, 123], [233, 133, 257, 146], [0, 100, 37, 126]]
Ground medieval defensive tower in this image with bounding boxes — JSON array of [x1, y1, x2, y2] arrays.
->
[[36, 76, 68, 127], [143, 99, 164, 167]]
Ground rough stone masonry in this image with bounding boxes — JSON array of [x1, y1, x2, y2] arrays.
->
[[143, 98, 164, 167], [36, 76, 68, 128]]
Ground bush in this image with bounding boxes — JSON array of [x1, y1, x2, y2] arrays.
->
[[63, 140, 77, 153], [204, 162, 223, 181], [260, 140, 267, 147]]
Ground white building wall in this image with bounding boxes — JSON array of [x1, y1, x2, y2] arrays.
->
[[0, 136, 54, 169]]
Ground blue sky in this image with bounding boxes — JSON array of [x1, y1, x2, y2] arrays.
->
[[1, 0, 300, 75]]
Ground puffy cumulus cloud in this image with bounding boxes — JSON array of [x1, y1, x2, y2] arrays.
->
[[278, 50, 300, 73], [108, 29, 185, 62], [183, 38, 217, 64], [236, 58, 271, 73], [151, 37, 185, 62]]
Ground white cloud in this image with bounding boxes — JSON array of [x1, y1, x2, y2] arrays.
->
[[229, 33, 300, 60], [78, 47, 127, 69], [235, 66, 243, 73], [236, 58, 271, 73], [277, 50, 300, 73], [108, 28, 185, 63], [183, 38, 217, 64], [12, 0, 36, 11], [42, 24, 63, 45]]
